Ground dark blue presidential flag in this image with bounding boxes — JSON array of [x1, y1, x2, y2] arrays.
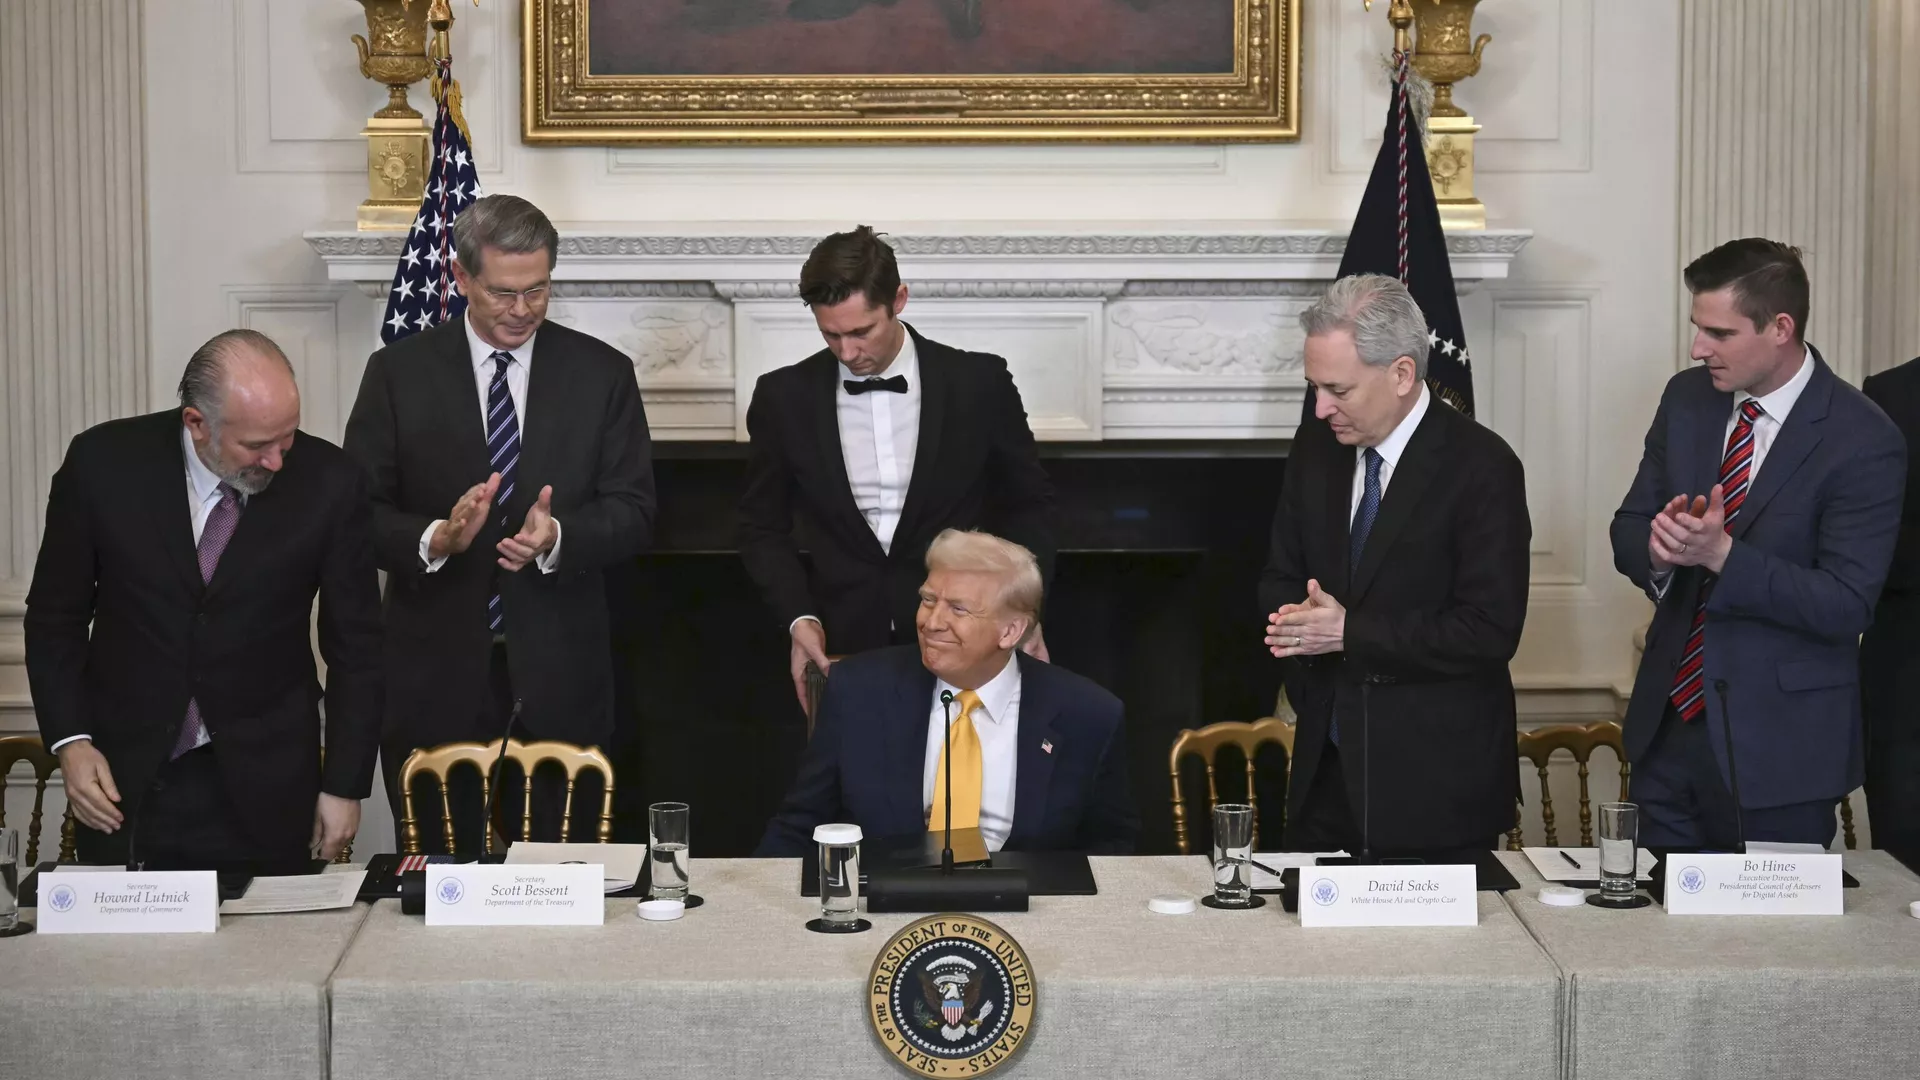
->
[[380, 55, 482, 345], [1312, 51, 1475, 419]]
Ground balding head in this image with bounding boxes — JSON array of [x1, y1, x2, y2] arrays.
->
[[178, 329, 301, 494]]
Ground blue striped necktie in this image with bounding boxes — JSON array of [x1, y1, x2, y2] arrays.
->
[[486, 351, 520, 633]]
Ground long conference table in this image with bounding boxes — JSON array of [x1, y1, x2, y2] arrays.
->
[[5, 852, 1919, 1080]]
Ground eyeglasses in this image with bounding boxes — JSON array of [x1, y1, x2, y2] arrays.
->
[[478, 284, 551, 305]]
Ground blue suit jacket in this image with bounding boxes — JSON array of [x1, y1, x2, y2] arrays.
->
[[1611, 349, 1906, 807], [755, 646, 1139, 857]]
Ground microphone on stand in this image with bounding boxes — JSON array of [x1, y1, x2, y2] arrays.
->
[[1711, 680, 1749, 855], [1359, 680, 1375, 864], [476, 698, 522, 861], [939, 689, 956, 875]]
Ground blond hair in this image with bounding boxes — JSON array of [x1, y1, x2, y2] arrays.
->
[[924, 529, 1043, 619]]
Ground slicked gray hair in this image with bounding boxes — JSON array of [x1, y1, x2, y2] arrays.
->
[[178, 329, 293, 428], [451, 194, 559, 277], [1299, 273, 1430, 380]]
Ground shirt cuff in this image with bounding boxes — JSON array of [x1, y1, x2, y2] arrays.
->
[[49, 734, 91, 753], [419, 521, 450, 573], [790, 615, 821, 636], [536, 519, 563, 574], [1649, 567, 1673, 600]]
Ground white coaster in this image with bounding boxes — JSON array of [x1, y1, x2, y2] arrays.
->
[[1147, 894, 1197, 915]]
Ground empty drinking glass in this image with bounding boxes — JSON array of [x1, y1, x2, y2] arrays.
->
[[1209, 803, 1259, 908]]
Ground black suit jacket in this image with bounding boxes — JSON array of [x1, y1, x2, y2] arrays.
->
[[1259, 401, 1530, 851], [1859, 357, 1920, 827], [25, 411, 383, 854], [343, 317, 656, 749], [737, 325, 1054, 652], [755, 646, 1138, 857]]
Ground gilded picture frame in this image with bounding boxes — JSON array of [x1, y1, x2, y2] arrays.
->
[[521, 0, 1299, 145]]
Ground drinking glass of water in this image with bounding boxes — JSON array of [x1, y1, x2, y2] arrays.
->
[[1589, 801, 1650, 909], [808, 823, 869, 934], [648, 802, 690, 902], [1207, 803, 1262, 909]]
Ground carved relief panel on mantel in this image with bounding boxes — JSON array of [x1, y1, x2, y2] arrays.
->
[[305, 227, 1529, 441]]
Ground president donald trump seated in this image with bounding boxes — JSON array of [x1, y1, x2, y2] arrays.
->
[[757, 529, 1138, 856]]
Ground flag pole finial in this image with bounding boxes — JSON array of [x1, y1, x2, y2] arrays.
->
[[1362, 0, 1415, 55]]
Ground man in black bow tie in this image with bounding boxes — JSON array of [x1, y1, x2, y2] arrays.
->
[[739, 226, 1056, 718]]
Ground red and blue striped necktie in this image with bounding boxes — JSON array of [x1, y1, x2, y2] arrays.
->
[[1669, 399, 1764, 722]]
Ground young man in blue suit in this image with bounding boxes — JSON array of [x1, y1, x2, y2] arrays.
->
[[1613, 238, 1906, 849], [756, 530, 1137, 857]]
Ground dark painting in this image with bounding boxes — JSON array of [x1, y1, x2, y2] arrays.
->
[[587, 0, 1238, 77]]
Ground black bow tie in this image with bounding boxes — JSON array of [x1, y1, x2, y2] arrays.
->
[[844, 375, 908, 395]]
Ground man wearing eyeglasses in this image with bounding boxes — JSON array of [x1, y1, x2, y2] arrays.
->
[[344, 194, 656, 849]]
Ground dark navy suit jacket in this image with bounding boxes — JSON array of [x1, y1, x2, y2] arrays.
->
[[1611, 349, 1906, 808], [756, 646, 1138, 857]]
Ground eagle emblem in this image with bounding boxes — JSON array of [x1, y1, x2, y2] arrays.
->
[[915, 956, 995, 1042]]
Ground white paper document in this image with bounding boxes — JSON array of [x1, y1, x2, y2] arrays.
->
[[1248, 851, 1348, 891], [1523, 847, 1657, 883], [505, 842, 646, 893], [218, 871, 367, 915]]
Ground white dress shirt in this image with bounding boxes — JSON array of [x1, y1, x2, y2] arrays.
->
[[1650, 345, 1814, 598], [792, 333, 923, 637], [52, 427, 240, 754], [417, 318, 562, 574], [1350, 382, 1430, 523], [922, 653, 1021, 853], [838, 331, 922, 554]]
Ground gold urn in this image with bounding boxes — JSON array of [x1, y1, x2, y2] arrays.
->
[[352, 0, 435, 231], [1410, 0, 1492, 230]]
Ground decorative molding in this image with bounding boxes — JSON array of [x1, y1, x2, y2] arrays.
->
[[553, 282, 720, 299], [1109, 301, 1309, 375], [1122, 281, 1326, 298], [717, 281, 1126, 301], [604, 146, 1232, 182], [1486, 289, 1596, 587], [309, 230, 1535, 262], [545, 300, 733, 380], [1678, 0, 1870, 379]]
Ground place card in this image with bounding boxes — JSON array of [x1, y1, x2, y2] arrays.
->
[[1662, 852, 1844, 915], [1298, 864, 1478, 927], [424, 863, 605, 926], [36, 870, 218, 934]]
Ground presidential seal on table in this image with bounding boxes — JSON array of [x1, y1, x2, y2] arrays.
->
[[868, 914, 1035, 1076]]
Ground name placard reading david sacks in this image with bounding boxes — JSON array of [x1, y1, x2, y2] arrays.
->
[[1298, 864, 1479, 928], [425, 863, 604, 926], [37, 870, 218, 934], [869, 914, 1036, 1077]]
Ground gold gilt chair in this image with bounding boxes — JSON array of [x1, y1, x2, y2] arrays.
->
[[801, 655, 846, 740], [1509, 722, 1629, 849], [0, 735, 77, 864], [399, 739, 615, 856], [1508, 721, 1860, 850], [1168, 716, 1297, 855]]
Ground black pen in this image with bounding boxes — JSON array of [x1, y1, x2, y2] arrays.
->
[[1559, 850, 1582, 870]]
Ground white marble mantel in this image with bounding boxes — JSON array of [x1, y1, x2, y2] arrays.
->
[[304, 224, 1530, 441]]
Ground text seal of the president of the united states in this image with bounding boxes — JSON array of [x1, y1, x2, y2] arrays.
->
[[868, 913, 1036, 1076]]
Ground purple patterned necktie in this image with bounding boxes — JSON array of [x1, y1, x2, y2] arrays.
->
[[172, 482, 242, 759]]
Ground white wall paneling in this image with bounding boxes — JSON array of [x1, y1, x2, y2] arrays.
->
[[1485, 289, 1595, 589], [224, 284, 357, 443]]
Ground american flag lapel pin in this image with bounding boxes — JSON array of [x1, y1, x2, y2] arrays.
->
[[1041, 739, 1054, 755]]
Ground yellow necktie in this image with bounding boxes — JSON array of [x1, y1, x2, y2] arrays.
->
[[929, 690, 984, 833]]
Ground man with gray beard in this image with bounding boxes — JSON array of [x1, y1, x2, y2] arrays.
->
[[25, 329, 383, 874]]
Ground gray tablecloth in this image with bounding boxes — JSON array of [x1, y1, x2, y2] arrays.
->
[[1498, 849, 1920, 1080], [0, 900, 371, 1080], [328, 856, 1562, 1080]]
